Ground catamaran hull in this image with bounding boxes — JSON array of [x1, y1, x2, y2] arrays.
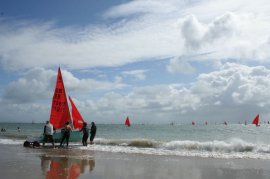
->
[[51, 130, 83, 143]]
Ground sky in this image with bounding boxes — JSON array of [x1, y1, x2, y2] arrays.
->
[[1, 0, 270, 124]]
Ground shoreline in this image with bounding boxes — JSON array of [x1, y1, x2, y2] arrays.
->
[[1, 144, 270, 179]]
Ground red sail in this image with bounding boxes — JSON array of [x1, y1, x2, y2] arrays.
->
[[252, 114, 260, 126], [68, 96, 85, 129], [49, 67, 71, 129], [125, 116, 131, 127]]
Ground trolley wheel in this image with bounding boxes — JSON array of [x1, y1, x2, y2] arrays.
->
[[23, 141, 30, 147], [33, 141, 40, 147]]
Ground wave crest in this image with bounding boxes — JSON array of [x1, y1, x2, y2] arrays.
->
[[95, 138, 160, 148], [163, 139, 257, 153]]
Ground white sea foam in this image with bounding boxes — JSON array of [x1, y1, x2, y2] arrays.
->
[[94, 138, 160, 147], [162, 138, 256, 153], [0, 138, 24, 145], [1, 135, 270, 159], [77, 138, 270, 159], [77, 143, 270, 159]]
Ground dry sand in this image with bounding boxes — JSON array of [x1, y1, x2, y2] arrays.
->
[[1, 144, 270, 179]]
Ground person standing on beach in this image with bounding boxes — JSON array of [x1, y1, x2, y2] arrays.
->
[[80, 122, 89, 146], [60, 121, 72, 148], [90, 122, 97, 145], [43, 121, 55, 148]]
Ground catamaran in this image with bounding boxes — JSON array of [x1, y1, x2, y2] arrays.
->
[[24, 67, 84, 147]]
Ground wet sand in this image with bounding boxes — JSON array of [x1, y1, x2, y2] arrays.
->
[[1, 144, 270, 179]]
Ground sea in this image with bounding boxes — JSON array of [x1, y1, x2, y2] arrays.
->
[[1, 123, 270, 160]]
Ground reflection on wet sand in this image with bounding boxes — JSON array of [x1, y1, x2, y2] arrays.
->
[[40, 150, 95, 179]]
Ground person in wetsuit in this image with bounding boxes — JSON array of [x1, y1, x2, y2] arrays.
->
[[60, 121, 72, 148], [80, 122, 89, 146], [90, 122, 96, 145]]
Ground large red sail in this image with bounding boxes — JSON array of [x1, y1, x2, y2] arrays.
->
[[68, 96, 85, 129], [252, 114, 260, 126], [125, 116, 131, 127], [49, 67, 71, 129]]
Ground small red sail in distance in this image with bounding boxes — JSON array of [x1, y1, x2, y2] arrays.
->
[[68, 96, 85, 129], [252, 114, 260, 126], [125, 116, 131, 127], [49, 67, 71, 129]]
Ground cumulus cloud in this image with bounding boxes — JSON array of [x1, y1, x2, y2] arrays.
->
[[3, 68, 55, 103], [83, 63, 270, 123], [167, 57, 196, 74], [191, 63, 270, 107], [2, 63, 270, 123], [2, 67, 126, 103]]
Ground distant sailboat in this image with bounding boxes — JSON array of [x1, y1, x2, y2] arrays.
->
[[125, 116, 131, 127], [192, 121, 195, 125], [252, 114, 260, 127]]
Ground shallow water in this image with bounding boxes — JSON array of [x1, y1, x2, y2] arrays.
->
[[1, 123, 270, 159]]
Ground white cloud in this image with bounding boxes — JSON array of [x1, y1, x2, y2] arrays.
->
[[2, 63, 270, 123], [104, 0, 178, 18], [191, 63, 270, 109], [82, 63, 270, 123], [167, 57, 196, 74], [61, 70, 126, 92], [122, 70, 147, 80], [2, 0, 270, 123], [2, 67, 126, 103], [1, 0, 270, 71], [3, 68, 55, 103]]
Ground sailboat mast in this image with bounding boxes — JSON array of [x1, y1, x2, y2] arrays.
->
[[67, 95, 75, 130]]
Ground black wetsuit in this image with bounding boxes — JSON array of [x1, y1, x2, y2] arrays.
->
[[81, 126, 89, 146], [90, 125, 96, 142], [60, 125, 71, 147]]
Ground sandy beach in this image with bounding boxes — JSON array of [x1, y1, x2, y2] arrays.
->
[[1, 144, 270, 179]]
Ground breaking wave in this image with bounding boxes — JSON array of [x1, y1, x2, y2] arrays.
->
[[0, 138, 24, 145], [94, 138, 269, 153], [87, 138, 270, 159], [95, 138, 161, 148], [1, 136, 270, 159], [162, 138, 256, 153]]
